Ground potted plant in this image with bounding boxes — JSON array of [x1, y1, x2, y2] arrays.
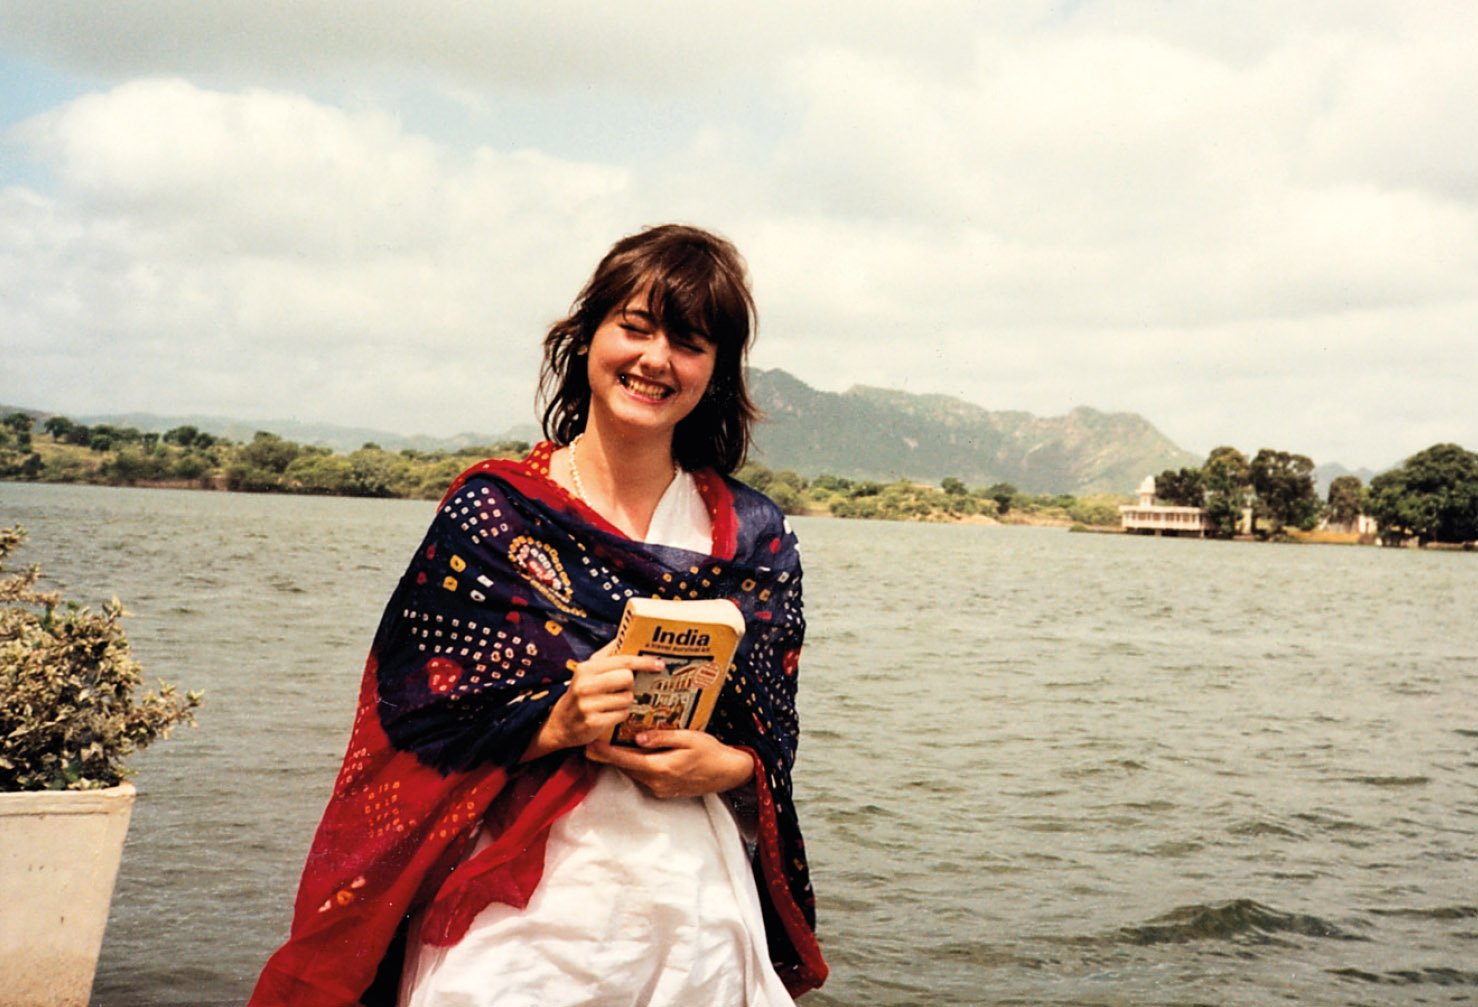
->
[[0, 525, 201, 1007]]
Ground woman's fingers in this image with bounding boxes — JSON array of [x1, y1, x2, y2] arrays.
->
[[546, 649, 667, 747], [524, 648, 673, 759], [585, 732, 754, 798], [568, 666, 635, 703], [577, 653, 665, 677]]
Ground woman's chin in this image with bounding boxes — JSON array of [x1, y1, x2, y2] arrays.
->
[[594, 398, 695, 440]]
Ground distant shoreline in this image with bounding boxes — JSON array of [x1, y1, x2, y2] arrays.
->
[[5, 473, 1096, 527], [7, 478, 1474, 549]]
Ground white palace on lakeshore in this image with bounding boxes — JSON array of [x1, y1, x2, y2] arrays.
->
[[1119, 475, 1214, 537]]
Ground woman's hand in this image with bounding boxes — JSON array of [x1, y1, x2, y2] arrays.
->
[[585, 731, 755, 799], [521, 642, 664, 762]]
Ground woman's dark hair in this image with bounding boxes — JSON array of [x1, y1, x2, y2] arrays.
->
[[538, 224, 759, 475]]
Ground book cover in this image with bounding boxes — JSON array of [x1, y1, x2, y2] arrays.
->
[[608, 597, 745, 746]]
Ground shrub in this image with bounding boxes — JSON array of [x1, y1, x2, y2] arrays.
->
[[0, 526, 201, 791], [172, 454, 210, 480], [768, 482, 802, 514]]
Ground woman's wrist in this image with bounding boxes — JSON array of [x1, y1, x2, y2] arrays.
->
[[521, 700, 574, 763], [719, 744, 756, 792]]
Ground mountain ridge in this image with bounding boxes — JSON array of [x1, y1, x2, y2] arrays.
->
[[744, 369, 1200, 494]]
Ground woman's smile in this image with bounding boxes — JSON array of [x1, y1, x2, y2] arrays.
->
[[618, 373, 676, 402]]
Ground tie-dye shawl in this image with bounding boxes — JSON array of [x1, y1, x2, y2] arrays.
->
[[251, 444, 826, 1006]]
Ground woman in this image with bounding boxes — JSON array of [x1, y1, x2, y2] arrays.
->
[[252, 225, 826, 1006]]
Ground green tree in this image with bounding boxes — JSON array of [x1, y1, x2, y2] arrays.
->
[[347, 448, 395, 497], [240, 431, 301, 474], [106, 450, 169, 484], [1249, 448, 1320, 536], [90, 424, 142, 447], [984, 482, 1018, 515], [172, 454, 210, 480], [1326, 475, 1366, 529], [768, 482, 802, 515], [2, 413, 32, 452], [42, 416, 75, 441], [811, 474, 852, 493], [1155, 467, 1204, 507], [734, 461, 773, 492], [1202, 446, 1250, 538], [771, 469, 806, 492], [163, 425, 200, 448], [940, 476, 968, 497], [1067, 495, 1123, 526], [1367, 443, 1478, 545]]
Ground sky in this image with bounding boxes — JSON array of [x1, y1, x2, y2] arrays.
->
[[1, 1, 1475, 471]]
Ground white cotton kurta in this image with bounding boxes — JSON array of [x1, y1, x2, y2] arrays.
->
[[399, 473, 794, 1007]]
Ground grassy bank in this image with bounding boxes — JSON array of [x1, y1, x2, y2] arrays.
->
[[2, 422, 1130, 528]]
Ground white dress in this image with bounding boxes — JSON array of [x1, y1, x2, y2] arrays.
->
[[399, 473, 794, 1007]]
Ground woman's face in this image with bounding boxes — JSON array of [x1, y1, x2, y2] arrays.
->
[[585, 287, 717, 445]]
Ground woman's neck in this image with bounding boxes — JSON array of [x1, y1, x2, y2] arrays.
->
[[562, 420, 679, 540]]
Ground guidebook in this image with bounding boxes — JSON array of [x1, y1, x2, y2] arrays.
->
[[608, 596, 745, 746]]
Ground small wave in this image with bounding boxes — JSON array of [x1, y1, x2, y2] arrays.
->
[[1345, 774, 1430, 787], [1370, 905, 1478, 921], [1147, 839, 1203, 857], [1332, 966, 1478, 986], [932, 941, 1039, 968], [1293, 812, 1372, 833], [1060, 759, 1147, 780], [1229, 820, 1302, 838], [1115, 899, 1364, 946]]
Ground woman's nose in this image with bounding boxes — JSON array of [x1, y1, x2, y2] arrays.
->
[[636, 334, 672, 371]]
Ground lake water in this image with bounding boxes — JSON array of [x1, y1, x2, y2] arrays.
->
[[2, 481, 1475, 1006]]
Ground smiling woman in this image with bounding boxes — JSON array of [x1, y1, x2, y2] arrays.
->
[[251, 225, 826, 1007], [538, 224, 760, 479]]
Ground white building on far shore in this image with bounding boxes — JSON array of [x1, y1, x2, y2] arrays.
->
[[1119, 475, 1214, 537]]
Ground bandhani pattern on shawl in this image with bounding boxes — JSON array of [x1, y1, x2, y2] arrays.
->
[[251, 443, 826, 1006]]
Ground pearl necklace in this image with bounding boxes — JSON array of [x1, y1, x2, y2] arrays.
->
[[567, 433, 591, 502], [567, 433, 679, 504]]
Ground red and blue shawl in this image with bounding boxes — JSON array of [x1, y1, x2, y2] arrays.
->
[[251, 443, 826, 1005]]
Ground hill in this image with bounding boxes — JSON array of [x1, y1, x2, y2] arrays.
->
[[746, 370, 1199, 495]]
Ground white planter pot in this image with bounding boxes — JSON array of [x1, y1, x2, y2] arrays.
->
[[0, 783, 136, 1007]]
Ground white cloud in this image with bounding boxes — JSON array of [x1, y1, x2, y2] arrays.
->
[[2, 79, 634, 432], [1, 4, 1476, 469]]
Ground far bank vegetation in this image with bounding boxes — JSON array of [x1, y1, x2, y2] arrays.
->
[[1151, 442, 1478, 547], [0, 413, 1127, 527]]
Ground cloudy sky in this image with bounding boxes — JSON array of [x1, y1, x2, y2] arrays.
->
[[2, 1, 1475, 470]]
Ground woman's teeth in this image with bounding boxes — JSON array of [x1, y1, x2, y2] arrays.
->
[[620, 375, 672, 399]]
